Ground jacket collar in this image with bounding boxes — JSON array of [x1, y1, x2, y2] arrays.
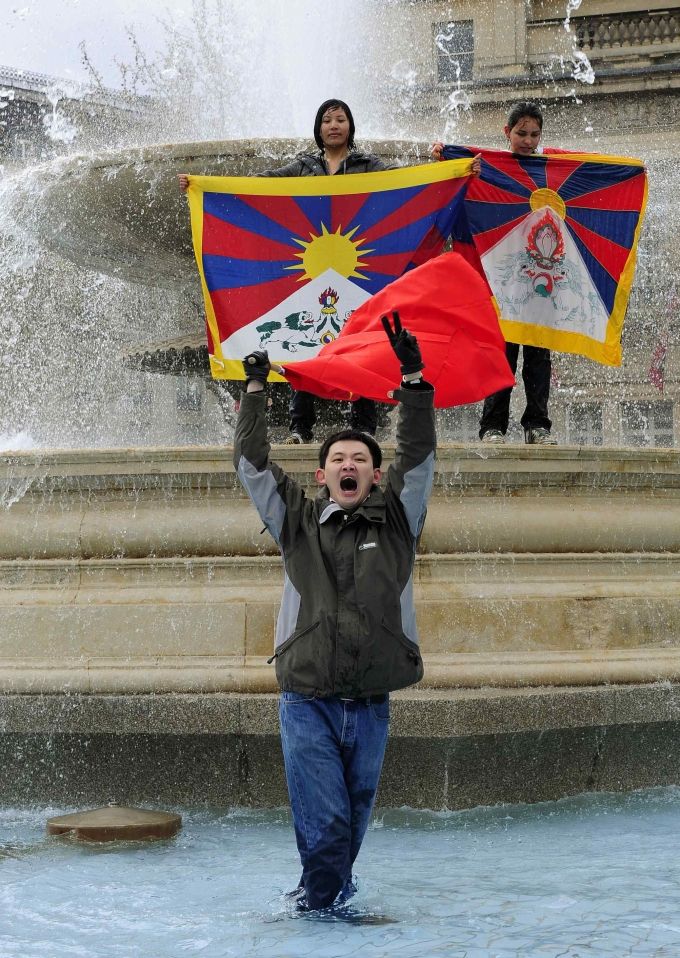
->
[[317, 485, 386, 525]]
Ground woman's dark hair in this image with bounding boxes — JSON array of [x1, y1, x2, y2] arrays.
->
[[314, 99, 356, 152], [319, 429, 382, 469], [506, 101, 544, 131]]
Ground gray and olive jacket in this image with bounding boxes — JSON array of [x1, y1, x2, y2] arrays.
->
[[257, 150, 397, 178], [233, 384, 436, 698]]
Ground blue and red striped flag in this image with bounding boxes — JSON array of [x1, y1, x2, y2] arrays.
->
[[442, 146, 648, 366], [186, 160, 473, 380]]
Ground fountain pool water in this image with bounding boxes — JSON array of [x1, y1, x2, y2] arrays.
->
[[2, 4, 680, 930], [3, 787, 680, 956]]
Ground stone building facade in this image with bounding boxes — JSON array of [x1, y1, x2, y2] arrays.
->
[[0, 64, 143, 165], [0, 2, 678, 448], [371, 0, 680, 446]]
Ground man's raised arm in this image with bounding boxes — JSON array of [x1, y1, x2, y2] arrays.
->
[[381, 311, 436, 540], [233, 350, 305, 549]]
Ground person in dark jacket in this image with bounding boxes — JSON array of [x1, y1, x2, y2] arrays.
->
[[256, 98, 397, 444], [179, 98, 394, 443], [233, 313, 435, 911]]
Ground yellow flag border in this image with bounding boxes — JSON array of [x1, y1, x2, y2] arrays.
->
[[186, 159, 474, 380], [490, 158, 648, 367]]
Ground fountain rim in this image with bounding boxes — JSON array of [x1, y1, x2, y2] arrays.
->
[[28, 136, 429, 176], [1, 442, 680, 471]]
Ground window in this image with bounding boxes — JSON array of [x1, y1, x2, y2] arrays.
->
[[620, 401, 674, 447], [567, 402, 603, 446], [434, 20, 474, 83]]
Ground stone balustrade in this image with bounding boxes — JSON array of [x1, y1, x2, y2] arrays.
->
[[574, 10, 680, 53]]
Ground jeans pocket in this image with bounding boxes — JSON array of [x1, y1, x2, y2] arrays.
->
[[370, 696, 390, 722], [281, 691, 316, 705]]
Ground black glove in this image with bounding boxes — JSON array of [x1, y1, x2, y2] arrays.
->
[[381, 311, 424, 376], [242, 350, 270, 386]]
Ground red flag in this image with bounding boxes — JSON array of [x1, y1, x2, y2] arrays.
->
[[281, 252, 515, 408], [649, 330, 669, 393]]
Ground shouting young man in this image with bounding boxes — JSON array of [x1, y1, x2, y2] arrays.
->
[[233, 313, 435, 911]]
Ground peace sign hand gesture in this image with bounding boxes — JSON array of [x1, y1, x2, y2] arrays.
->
[[381, 311, 424, 376]]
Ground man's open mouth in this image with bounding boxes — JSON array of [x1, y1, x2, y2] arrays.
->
[[340, 477, 358, 493]]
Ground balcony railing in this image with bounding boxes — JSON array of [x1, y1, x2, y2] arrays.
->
[[574, 10, 680, 52]]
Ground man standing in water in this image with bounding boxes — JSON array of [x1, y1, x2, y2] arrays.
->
[[233, 313, 434, 911]]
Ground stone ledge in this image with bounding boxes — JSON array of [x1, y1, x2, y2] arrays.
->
[[4, 649, 680, 694], [3, 442, 680, 482], [3, 683, 680, 737], [4, 686, 680, 808], [2, 495, 680, 556], [3, 447, 680, 558], [0, 553, 678, 600]]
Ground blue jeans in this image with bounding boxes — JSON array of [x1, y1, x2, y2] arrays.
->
[[279, 692, 390, 910]]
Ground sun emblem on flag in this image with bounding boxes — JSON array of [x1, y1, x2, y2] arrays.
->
[[286, 224, 375, 282]]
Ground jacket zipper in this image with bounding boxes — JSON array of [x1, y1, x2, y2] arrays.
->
[[267, 620, 320, 665]]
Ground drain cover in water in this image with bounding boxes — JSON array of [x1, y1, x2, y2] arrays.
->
[[46, 805, 182, 842]]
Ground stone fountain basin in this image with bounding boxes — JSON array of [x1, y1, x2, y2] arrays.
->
[[23, 138, 421, 290], [1, 442, 680, 808], [1, 441, 680, 694]]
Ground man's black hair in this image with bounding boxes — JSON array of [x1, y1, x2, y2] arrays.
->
[[314, 99, 356, 152], [506, 101, 544, 131], [319, 429, 382, 469]]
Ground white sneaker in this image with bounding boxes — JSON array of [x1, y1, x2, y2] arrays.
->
[[481, 429, 505, 444], [525, 427, 557, 445]]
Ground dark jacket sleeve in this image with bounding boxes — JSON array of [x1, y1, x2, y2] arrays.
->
[[363, 153, 400, 172], [233, 391, 307, 548], [254, 158, 308, 178], [254, 154, 322, 178], [385, 384, 436, 539]]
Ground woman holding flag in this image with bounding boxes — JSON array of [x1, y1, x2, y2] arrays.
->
[[180, 98, 397, 444], [432, 101, 558, 445], [256, 98, 398, 444]]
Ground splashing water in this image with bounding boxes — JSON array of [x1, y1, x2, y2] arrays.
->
[[42, 82, 86, 145], [564, 0, 584, 32], [563, 0, 595, 86], [0, 431, 35, 452], [0, 0, 437, 449], [434, 23, 472, 141], [572, 49, 595, 86], [78, 0, 406, 143]]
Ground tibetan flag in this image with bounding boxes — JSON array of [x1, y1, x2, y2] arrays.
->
[[282, 252, 515, 408], [186, 160, 472, 381], [442, 146, 648, 366]]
